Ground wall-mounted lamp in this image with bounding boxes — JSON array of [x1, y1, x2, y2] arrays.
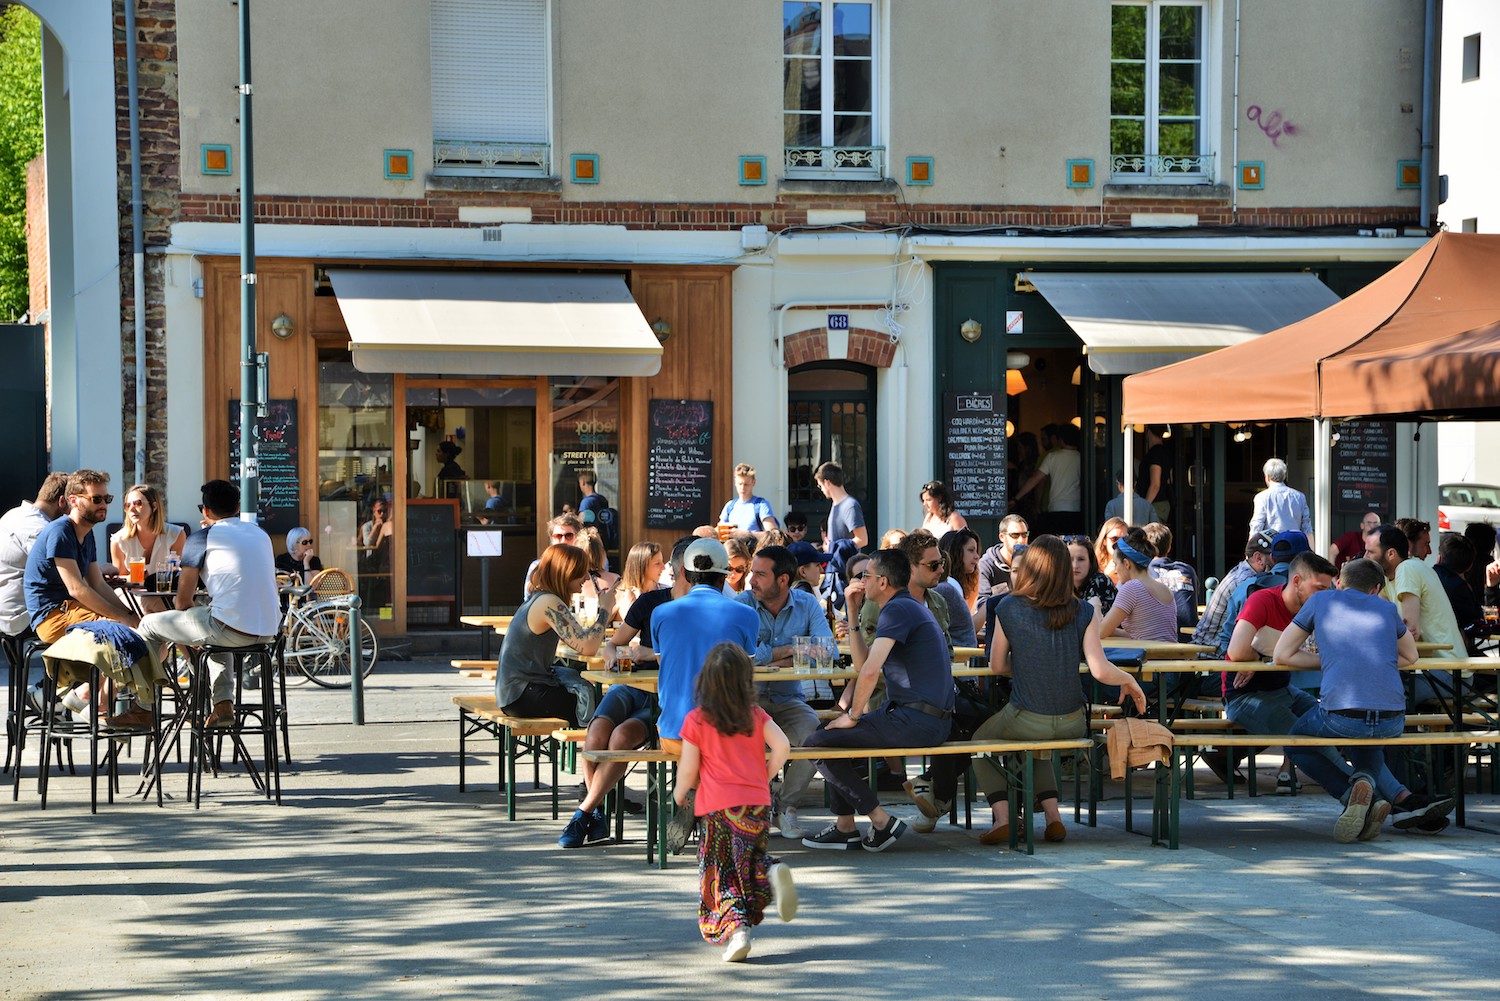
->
[[1005, 350, 1030, 370], [1006, 420, 1015, 438], [960, 318, 982, 343], [271, 313, 295, 340], [650, 318, 672, 343]]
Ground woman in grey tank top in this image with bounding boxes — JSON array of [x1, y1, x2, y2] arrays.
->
[[497, 544, 615, 724], [969, 536, 1147, 847]]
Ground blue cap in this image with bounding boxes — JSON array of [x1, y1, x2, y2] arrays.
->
[[1270, 531, 1310, 564]]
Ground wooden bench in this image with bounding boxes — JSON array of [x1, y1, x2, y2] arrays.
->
[[1165, 730, 1500, 848], [452, 695, 569, 821], [581, 737, 1093, 868], [451, 659, 496, 680]]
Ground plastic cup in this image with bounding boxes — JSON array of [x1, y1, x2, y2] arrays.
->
[[793, 636, 812, 674], [127, 557, 145, 584], [717, 523, 735, 543]]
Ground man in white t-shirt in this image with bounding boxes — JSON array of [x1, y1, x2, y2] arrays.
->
[[0, 472, 68, 636], [1011, 423, 1082, 536], [138, 480, 280, 727]]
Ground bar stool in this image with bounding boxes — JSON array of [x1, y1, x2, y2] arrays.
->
[[36, 663, 142, 813], [185, 642, 281, 807], [4, 631, 76, 794]]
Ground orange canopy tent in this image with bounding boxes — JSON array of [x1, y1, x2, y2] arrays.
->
[[1122, 232, 1500, 424]]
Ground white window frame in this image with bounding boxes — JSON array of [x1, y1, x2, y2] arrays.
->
[[430, 0, 553, 178], [1109, 0, 1216, 183], [782, 0, 887, 180]]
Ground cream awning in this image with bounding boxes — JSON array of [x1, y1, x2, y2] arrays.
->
[[329, 269, 663, 377], [1025, 271, 1340, 375]]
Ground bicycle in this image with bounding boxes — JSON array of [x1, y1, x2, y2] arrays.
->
[[281, 589, 379, 688]]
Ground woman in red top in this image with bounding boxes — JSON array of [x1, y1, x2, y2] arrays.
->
[[675, 643, 796, 962]]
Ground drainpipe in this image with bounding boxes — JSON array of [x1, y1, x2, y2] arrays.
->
[[238, 0, 259, 521], [125, 1, 146, 484], [1230, 0, 1242, 217], [1419, 0, 1438, 229]]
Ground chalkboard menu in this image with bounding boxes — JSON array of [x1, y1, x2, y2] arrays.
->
[[943, 391, 1008, 518], [1332, 421, 1396, 515], [406, 499, 458, 600], [229, 399, 299, 539], [646, 398, 714, 528]]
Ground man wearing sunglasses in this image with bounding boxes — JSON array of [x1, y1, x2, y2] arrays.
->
[[25, 470, 140, 646], [522, 512, 584, 599], [976, 514, 1030, 607]]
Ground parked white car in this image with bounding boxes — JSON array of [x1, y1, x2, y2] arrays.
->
[[1437, 482, 1500, 537]]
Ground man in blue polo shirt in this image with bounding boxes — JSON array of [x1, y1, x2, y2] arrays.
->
[[737, 544, 830, 838], [802, 548, 953, 853], [1274, 557, 1451, 842]]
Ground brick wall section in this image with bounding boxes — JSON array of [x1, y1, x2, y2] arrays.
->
[[116, 0, 181, 482], [176, 191, 1419, 233], [784, 327, 895, 369]]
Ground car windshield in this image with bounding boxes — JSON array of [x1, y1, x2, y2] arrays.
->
[[1442, 484, 1500, 508]]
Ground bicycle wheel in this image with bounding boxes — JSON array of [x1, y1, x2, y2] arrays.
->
[[288, 605, 379, 688]]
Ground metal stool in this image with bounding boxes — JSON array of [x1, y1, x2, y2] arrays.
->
[[185, 642, 281, 807], [36, 662, 143, 812], [4, 631, 76, 794]]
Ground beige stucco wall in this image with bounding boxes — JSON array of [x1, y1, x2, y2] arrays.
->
[[178, 0, 432, 199], [174, 0, 1425, 208]]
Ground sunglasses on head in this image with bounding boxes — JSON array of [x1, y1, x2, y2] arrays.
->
[[1063, 535, 1091, 545]]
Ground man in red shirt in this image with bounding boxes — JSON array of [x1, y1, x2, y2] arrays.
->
[[1222, 551, 1338, 793]]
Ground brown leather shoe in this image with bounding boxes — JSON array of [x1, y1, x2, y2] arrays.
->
[[1044, 820, 1067, 843], [978, 819, 1011, 846], [204, 700, 235, 728], [105, 706, 152, 730]]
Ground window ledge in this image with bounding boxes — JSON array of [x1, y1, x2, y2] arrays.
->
[[425, 175, 562, 194], [778, 178, 900, 198], [1103, 182, 1230, 201]]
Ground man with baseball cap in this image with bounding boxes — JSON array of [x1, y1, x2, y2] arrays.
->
[[652, 536, 759, 852], [1192, 532, 1274, 650]]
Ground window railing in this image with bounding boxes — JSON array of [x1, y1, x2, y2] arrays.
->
[[432, 140, 550, 177], [1109, 153, 1215, 181], [784, 145, 885, 180]]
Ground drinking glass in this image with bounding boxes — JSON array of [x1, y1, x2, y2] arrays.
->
[[793, 636, 812, 674]]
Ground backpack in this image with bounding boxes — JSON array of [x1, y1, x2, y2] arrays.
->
[[1213, 565, 1289, 655]]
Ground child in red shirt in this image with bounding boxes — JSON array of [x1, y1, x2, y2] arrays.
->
[[675, 642, 796, 962]]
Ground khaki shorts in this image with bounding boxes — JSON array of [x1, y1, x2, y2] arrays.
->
[[36, 602, 109, 645]]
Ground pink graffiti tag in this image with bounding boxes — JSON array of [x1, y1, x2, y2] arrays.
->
[[1246, 105, 1298, 148]]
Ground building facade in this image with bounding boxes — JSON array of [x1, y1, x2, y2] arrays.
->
[[35, 0, 1449, 630]]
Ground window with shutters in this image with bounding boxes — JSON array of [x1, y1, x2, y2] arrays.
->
[[431, 0, 551, 177]]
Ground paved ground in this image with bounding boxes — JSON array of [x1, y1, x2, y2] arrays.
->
[[4, 658, 1498, 1001]]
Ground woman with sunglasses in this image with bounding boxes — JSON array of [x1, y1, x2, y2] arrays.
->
[[972, 535, 1147, 846], [276, 527, 324, 583], [1094, 517, 1129, 586], [1066, 535, 1116, 617], [109, 483, 185, 611]]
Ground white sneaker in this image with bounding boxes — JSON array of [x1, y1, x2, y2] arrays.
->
[[911, 811, 939, 834], [774, 806, 804, 839], [722, 927, 752, 962], [768, 862, 798, 922], [59, 687, 88, 714]]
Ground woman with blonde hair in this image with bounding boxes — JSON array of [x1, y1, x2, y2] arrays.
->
[[614, 541, 665, 622], [110, 484, 186, 611]]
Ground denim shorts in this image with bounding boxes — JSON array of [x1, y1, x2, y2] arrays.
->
[[591, 684, 658, 730]]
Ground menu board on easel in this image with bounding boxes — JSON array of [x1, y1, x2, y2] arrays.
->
[[942, 391, 1008, 518], [645, 398, 714, 528], [1332, 421, 1396, 514], [229, 399, 299, 539]]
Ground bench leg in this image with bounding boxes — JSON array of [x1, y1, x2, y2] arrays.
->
[[504, 727, 517, 821], [1022, 752, 1036, 856], [1168, 747, 1182, 849], [550, 737, 559, 820], [457, 710, 467, 793]]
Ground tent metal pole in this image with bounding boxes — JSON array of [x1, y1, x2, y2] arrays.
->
[[1313, 417, 1331, 554]]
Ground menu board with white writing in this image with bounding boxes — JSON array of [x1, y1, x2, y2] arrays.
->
[[646, 398, 714, 528], [943, 391, 1008, 518], [1332, 421, 1395, 514], [229, 399, 299, 538]]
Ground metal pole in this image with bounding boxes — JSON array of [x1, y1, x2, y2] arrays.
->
[[348, 595, 365, 725], [238, 0, 259, 522], [480, 554, 491, 661]]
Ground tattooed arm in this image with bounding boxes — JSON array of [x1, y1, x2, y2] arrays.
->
[[532, 593, 609, 656]]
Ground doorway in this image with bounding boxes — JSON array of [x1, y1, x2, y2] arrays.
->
[[787, 362, 877, 545]]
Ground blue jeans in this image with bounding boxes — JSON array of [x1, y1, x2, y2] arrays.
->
[[1225, 685, 1346, 773], [1288, 705, 1406, 804]]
